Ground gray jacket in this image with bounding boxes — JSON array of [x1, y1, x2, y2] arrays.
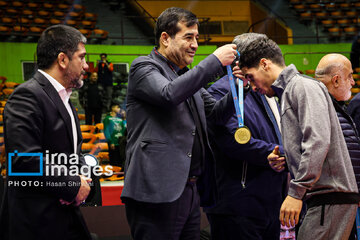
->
[[122, 48, 234, 205], [272, 64, 358, 200]]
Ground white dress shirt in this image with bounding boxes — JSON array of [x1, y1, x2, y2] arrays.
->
[[265, 95, 281, 133], [38, 70, 78, 154]]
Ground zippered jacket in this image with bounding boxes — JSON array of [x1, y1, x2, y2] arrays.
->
[[273, 64, 358, 201], [332, 98, 360, 190], [205, 75, 288, 219]]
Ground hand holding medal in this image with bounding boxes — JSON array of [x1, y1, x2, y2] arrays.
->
[[227, 52, 251, 144]]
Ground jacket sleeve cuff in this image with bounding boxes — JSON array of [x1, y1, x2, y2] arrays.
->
[[209, 54, 225, 77], [288, 181, 307, 200], [62, 175, 81, 202], [43, 175, 81, 202], [279, 145, 285, 155]]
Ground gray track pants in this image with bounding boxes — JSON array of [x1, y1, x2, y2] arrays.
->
[[298, 204, 357, 240]]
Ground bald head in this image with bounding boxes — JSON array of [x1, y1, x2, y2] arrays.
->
[[315, 53, 354, 101]]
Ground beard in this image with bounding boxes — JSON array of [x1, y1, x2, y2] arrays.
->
[[344, 90, 352, 101], [338, 84, 352, 101], [72, 78, 84, 89], [65, 70, 85, 89]]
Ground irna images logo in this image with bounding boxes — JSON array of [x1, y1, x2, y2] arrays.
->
[[8, 150, 43, 176], [7, 150, 113, 177]]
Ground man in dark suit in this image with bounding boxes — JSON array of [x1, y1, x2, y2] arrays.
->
[[0, 25, 92, 240], [121, 7, 238, 240], [79, 72, 105, 125]]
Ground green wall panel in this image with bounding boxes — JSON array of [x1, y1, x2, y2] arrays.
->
[[279, 43, 352, 73], [0, 42, 216, 83], [0, 42, 37, 82], [0, 42, 354, 83]]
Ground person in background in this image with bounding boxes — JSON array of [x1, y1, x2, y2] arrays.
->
[[315, 53, 360, 240], [0, 24, 92, 240], [121, 6, 238, 240], [120, 108, 126, 125], [103, 103, 126, 168], [205, 33, 288, 240], [97, 53, 113, 111], [240, 35, 359, 240], [118, 109, 127, 164], [350, 34, 360, 72], [79, 72, 105, 125]]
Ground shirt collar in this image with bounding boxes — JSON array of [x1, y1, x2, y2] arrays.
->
[[38, 69, 72, 103], [271, 64, 299, 98]]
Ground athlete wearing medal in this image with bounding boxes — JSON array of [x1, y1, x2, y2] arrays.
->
[[241, 34, 358, 240], [227, 53, 251, 144], [205, 33, 288, 240]]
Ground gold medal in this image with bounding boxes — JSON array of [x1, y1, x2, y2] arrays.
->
[[234, 126, 251, 144]]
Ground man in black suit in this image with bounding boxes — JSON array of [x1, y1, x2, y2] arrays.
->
[[0, 25, 92, 240], [121, 7, 239, 240]]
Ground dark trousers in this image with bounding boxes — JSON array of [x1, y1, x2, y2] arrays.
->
[[85, 107, 102, 125], [108, 144, 123, 168], [103, 86, 113, 111], [207, 213, 280, 240], [67, 211, 91, 240], [124, 181, 201, 240]]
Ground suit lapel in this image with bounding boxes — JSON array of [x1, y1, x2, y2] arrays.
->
[[151, 48, 178, 81], [193, 91, 206, 129], [69, 100, 83, 154], [34, 72, 75, 152]]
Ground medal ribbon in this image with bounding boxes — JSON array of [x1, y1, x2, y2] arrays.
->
[[227, 61, 244, 128]]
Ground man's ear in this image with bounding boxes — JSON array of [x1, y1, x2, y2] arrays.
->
[[160, 32, 170, 47], [331, 75, 339, 87], [57, 52, 68, 69], [260, 58, 268, 70]]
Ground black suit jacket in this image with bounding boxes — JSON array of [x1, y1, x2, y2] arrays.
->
[[121, 48, 234, 206], [0, 71, 91, 240]]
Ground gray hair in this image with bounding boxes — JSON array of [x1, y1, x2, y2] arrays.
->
[[315, 62, 343, 79]]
